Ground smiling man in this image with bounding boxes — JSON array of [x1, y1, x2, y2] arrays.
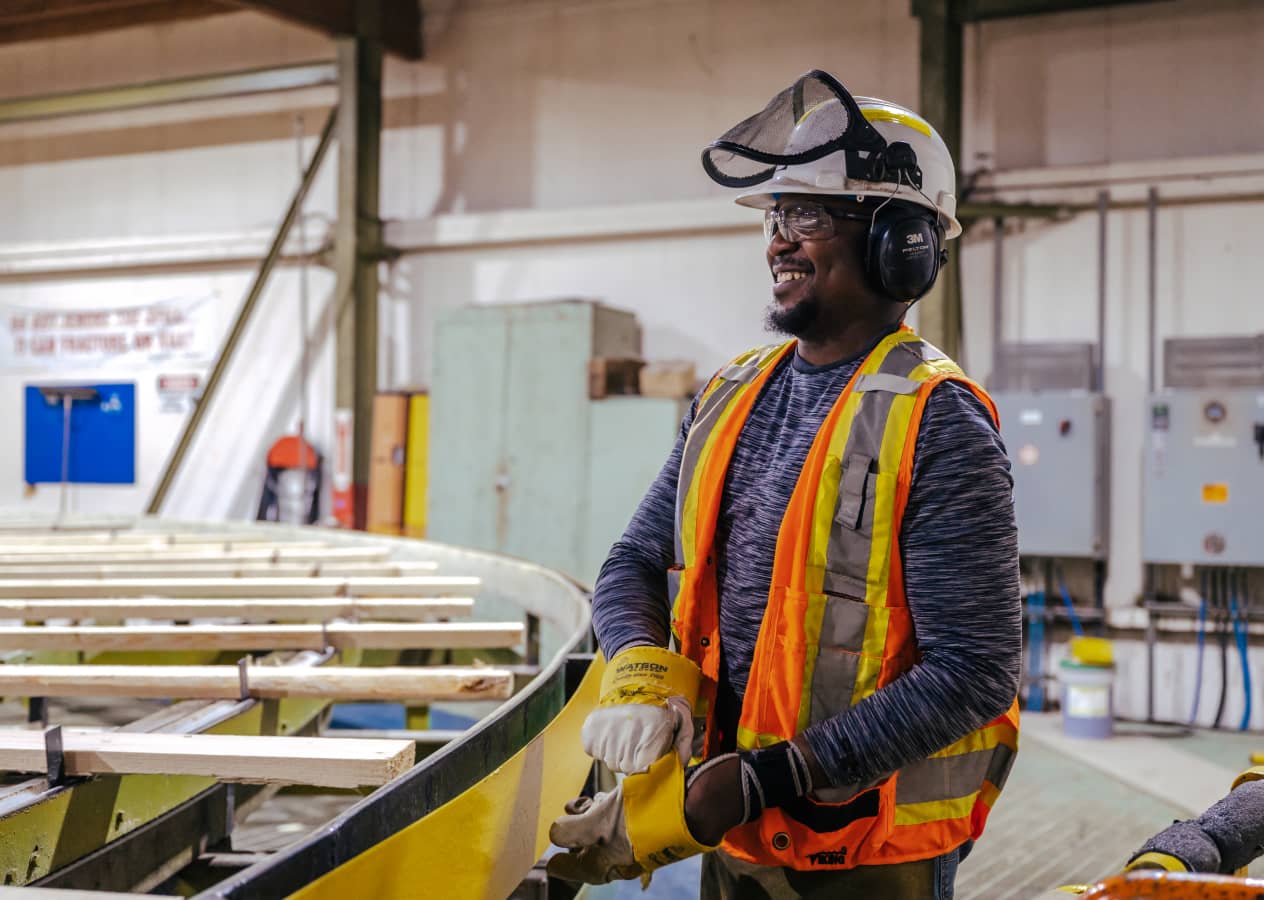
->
[[550, 71, 1022, 900]]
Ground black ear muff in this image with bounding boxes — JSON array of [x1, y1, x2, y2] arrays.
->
[[866, 205, 945, 301]]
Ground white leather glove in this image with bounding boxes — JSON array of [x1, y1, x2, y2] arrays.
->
[[581, 694, 694, 774], [548, 787, 641, 884], [581, 646, 702, 775]]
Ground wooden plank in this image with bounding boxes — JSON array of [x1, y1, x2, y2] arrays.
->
[[0, 546, 392, 564], [0, 576, 479, 599], [0, 729, 414, 789], [0, 533, 333, 546], [0, 561, 438, 579], [0, 622, 523, 651], [0, 597, 474, 621], [0, 664, 513, 702]]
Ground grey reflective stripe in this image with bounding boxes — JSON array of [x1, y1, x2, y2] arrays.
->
[[813, 341, 930, 724], [835, 454, 873, 530], [809, 648, 860, 731], [984, 741, 1016, 792], [673, 378, 743, 565], [853, 373, 921, 395], [895, 745, 1008, 805], [718, 363, 762, 384], [819, 389, 898, 601], [673, 345, 786, 566]]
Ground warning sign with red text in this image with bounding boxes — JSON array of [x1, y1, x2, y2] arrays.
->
[[0, 296, 216, 371]]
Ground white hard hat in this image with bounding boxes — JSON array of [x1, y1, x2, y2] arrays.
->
[[703, 73, 962, 239]]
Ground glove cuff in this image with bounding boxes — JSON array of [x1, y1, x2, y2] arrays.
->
[[623, 751, 717, 873], [599, 646, 702, 708]]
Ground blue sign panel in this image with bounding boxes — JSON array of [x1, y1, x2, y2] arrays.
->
[[24, 383, 136, 485]]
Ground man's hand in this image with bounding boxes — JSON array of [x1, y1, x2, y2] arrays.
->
[[683, 737, 826, 845], [582, 646, 701, 774], [683, 754, 746, 845]]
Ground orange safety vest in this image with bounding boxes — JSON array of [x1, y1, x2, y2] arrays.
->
[[669, 326, 1019, 870]]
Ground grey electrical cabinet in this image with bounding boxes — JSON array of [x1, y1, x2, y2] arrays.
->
[[993, 391, 1111, 559], [429, 299, 686, 586], [1142, 389, 1264, 566]]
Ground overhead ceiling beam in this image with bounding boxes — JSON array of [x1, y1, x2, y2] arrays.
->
[[0, 61, 336, 125], [223, 0, 423, 59], [951, 0, 1171, 21], [0, 0, 232, 44]]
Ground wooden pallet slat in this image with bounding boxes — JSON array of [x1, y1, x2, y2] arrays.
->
[[0, 621, 523, 651], [0, 561, 439, 579], [0, 545, 393, 564], [0, 575, 480, 599], [0, 729, 415, 789], [0, 597, 475, 622], [0, 664, 514, 702]]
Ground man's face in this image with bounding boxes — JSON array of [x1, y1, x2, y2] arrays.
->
[[764, 195, 877, 339]]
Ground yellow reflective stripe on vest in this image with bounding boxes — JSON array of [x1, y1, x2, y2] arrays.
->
[[894, 793, 978, 827]]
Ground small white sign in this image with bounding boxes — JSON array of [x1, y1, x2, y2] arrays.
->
[[1019, 409, 1043, 426]]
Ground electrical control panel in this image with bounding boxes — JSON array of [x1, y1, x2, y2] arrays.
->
[[1142, 390, 1264, 566], [993, 391, 1111, 559]]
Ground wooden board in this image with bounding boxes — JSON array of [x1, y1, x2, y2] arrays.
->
[[0, 664, 513, 702], [0, 533, 332, 547], [0, 622, 523, 651], [0, 729, 415, 788], [0, 576, 479, 599], [0, 597, 475, 622], [0, 546, 393, 564], [0, 561, 438, 579]]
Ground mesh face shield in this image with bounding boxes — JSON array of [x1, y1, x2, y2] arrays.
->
[[701, 70, 910, 191]]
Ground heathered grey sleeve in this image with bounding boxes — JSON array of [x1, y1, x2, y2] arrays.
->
[[589, 397, 699, 658], [802, 380, 1022, 789]]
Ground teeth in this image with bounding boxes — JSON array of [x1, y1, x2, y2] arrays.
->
[[776, 271, 808, 283]]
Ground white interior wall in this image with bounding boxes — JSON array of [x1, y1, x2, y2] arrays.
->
[[0, 0, 1259, 620]]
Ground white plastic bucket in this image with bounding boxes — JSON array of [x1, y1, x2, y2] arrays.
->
[[1058, 660, 1115, 739]]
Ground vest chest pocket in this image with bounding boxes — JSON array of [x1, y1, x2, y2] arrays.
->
[[823, 453, 879, 600], [808, 592, 870, 725]]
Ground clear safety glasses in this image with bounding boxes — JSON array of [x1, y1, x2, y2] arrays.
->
[[763, 201, 872, 244]]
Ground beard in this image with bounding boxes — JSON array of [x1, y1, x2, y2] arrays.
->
[[765, 292, 822, 338]]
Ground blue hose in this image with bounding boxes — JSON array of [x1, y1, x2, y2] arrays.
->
[[1191, 569, 1208, 726], [1026, 591, 1046, 712], [1233, 571, 1252, 732], [1055, 569, 1084, 638]]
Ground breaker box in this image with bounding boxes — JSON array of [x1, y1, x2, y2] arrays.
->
[[993, 391, 1111, 559], [1142, 389, 1264, 566]]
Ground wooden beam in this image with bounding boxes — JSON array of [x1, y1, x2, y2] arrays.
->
[[0, 0, 233, 45], [0, 664, 513, 702], [0, 728, 414, 789], [226, 0, 423, 59], [0, 561, 438, 579], [0, 545, 392, 564], [0, 597, 474, 621], [0, 621, 523, 651], [0, 533, 331, 547], [0, 575, 479, 599]]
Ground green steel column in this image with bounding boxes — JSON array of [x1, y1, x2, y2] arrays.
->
[[912, 0, 964, 360], [334, 34, 383, 530]]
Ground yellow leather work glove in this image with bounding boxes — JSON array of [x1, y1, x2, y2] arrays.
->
[[581, 645, 702, 774]]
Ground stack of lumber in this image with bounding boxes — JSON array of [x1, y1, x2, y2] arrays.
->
[[0, 527, 528, 792]]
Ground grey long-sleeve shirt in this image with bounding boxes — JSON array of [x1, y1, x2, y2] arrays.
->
[[590, 343, 1022, 788]]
